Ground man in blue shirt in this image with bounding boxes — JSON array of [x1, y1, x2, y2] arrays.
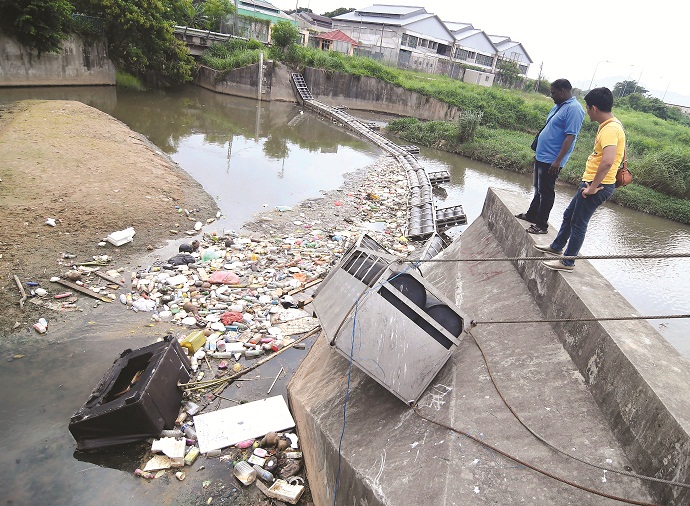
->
[[516, 79, 585, 234]]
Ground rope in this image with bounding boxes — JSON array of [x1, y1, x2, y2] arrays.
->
[[412, 406, 658, 505], [471, 314, 690, 327], [465, 328, 690, 491], [399, 252, 690, 263]]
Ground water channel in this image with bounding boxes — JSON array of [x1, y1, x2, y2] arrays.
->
[[1, 84, 689, 504]]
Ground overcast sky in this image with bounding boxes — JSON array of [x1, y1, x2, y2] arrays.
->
[[276, 0, 690, 106]]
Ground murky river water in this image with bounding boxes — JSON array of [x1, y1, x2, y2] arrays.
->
[[1, 85, 689, 505]]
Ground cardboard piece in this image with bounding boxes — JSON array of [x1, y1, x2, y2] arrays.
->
[[194, 395, 295, 454]]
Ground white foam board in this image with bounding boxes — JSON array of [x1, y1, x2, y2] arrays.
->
[[193, 395, 295, 454]]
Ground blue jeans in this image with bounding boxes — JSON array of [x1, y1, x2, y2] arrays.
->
[[551, 182, 615, 266], [525, 160, 560, 229]]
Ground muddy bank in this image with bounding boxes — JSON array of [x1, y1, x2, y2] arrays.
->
[[0, 100, 219, 337]]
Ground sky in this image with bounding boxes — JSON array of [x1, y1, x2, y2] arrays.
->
[[275, 0, 690, 107]]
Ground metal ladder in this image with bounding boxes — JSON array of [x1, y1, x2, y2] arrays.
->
[[291, 73, 314, 101]]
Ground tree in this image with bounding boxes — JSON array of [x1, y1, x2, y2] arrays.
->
[[496, 60, 520, 88], [271, 20, 299, 51], [323, 7, 354, 17], [614, 79, 647, 98], [203, 0, 233, 32], [0, 0, 74, 55], [71, 0, 195, 87], [285, 7, 313, 15]]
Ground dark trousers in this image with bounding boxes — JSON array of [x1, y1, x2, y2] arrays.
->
[[525, 160, 560, 229]]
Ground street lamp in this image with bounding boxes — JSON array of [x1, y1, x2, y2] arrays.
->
[[588, 60, 610, 90]]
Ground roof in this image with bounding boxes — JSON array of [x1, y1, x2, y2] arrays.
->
[[356, 5, 427, 16], [444, 21, 473, 34], [315, 30, 358, 45], [486, 35, 533, 63], [334, 4, 429, 24]]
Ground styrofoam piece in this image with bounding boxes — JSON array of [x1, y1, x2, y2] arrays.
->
[[194, 395, 295, 453], [106, 227, 135, 246]]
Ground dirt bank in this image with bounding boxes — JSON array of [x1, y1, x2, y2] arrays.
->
[[0, 100, 219, 334]]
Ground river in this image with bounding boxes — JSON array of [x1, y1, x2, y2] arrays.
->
[[0, 84, 689, 505], [2, 85, 687, 357]]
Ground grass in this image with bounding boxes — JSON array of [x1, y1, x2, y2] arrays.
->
[[201, 41, 690, 223]]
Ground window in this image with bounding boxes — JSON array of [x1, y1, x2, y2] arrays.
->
[[476, 54, 493, 66], [322, 39, 331, 50]]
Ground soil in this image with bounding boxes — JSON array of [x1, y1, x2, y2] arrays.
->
[[0, 100, 219, 334]]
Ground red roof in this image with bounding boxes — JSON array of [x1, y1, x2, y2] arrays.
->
[[315, 30, 358, 45]]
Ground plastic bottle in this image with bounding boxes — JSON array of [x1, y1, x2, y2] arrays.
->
[[233, 461, 256, 485], [184, 446, 200, 465], [160, 429, 184, 438], [252, 464, 275, 483], [182, 423, 197, 440]]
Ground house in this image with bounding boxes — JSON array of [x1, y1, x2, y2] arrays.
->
[[332, 5, 456, 75], [444, 21, 497, 84], [294, 11, 333, 32], [489, 35, 532, 75], [312, 30, 358, 56], [222, 0, 296, 43]]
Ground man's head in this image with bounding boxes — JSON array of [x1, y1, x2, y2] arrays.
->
[[550, 79, 573, 104], [584, 87, 614, 121]]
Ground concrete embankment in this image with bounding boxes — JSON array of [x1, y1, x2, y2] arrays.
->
[[0, 35, 115, 87], [196, 63, 460, 121], [288, 187, 690, 505]]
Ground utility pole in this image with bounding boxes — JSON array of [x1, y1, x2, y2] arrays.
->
[[233, 0, 238, 36], [534, 62, 543, 92]]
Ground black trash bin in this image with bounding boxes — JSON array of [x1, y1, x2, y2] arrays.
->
[[69, 336, 192, 450]]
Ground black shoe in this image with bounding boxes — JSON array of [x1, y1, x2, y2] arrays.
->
[[515, 213, 536, 224], [526, 224, 548, 234]]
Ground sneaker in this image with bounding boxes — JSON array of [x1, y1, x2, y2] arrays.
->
[[542, 259, 574, 272], [533, 244, 562, 256], [526, 224, 547, 234]]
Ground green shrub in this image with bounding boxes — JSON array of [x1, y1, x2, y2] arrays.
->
[[633, 147, 690, 197], [457, 110, 483, 142]]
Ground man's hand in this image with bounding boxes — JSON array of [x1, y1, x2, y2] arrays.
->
[[581, 182, 601, 198], [548, 163, 560, 175]]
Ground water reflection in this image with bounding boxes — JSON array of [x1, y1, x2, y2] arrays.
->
[[415, 147, 690, 359], [2, 86, 688, 357], [0, 86, 380, 231]]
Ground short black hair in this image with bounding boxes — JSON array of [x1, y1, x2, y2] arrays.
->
[[584, 87, 614, 112], [551, 79, 572, 91]]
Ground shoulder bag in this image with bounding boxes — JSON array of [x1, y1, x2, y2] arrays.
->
[[616, 147, 632, 187]]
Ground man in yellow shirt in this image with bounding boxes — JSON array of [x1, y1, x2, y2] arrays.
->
[[534, 87, 626, 272]]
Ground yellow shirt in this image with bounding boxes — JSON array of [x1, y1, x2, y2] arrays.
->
[[582, 118, 626, 185]]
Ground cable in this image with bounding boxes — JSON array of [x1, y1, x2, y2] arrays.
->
[[470, 314, 690, 326], [412, 405, 659, 506], [466, 328, 690, 491], [332, 258, 422, 504]]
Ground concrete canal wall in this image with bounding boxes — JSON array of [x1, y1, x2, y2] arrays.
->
[[288, 188, 690, 505], [196, 63, 461, 120], [0, 35, 115, 87]]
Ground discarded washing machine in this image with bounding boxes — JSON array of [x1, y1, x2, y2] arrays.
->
[[312, 234, 464, 404], [69, 336, 192, 450]]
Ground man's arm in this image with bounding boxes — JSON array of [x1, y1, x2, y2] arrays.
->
[[549, 134, 576, 173], [582, 145, 616, 196]]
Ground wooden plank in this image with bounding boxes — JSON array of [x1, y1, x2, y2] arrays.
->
[[93, 270, 125, 286], [53, 279, 113, 303]]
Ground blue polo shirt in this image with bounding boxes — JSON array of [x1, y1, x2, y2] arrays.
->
[[535, 96, 585, 167]]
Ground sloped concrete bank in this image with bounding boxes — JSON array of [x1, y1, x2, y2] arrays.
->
[[287, 188, 690, 505], [195, 63, 460, 120]]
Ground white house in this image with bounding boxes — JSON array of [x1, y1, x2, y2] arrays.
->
[[488, 35, 532, 75], [332, 5, 456, 75]]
